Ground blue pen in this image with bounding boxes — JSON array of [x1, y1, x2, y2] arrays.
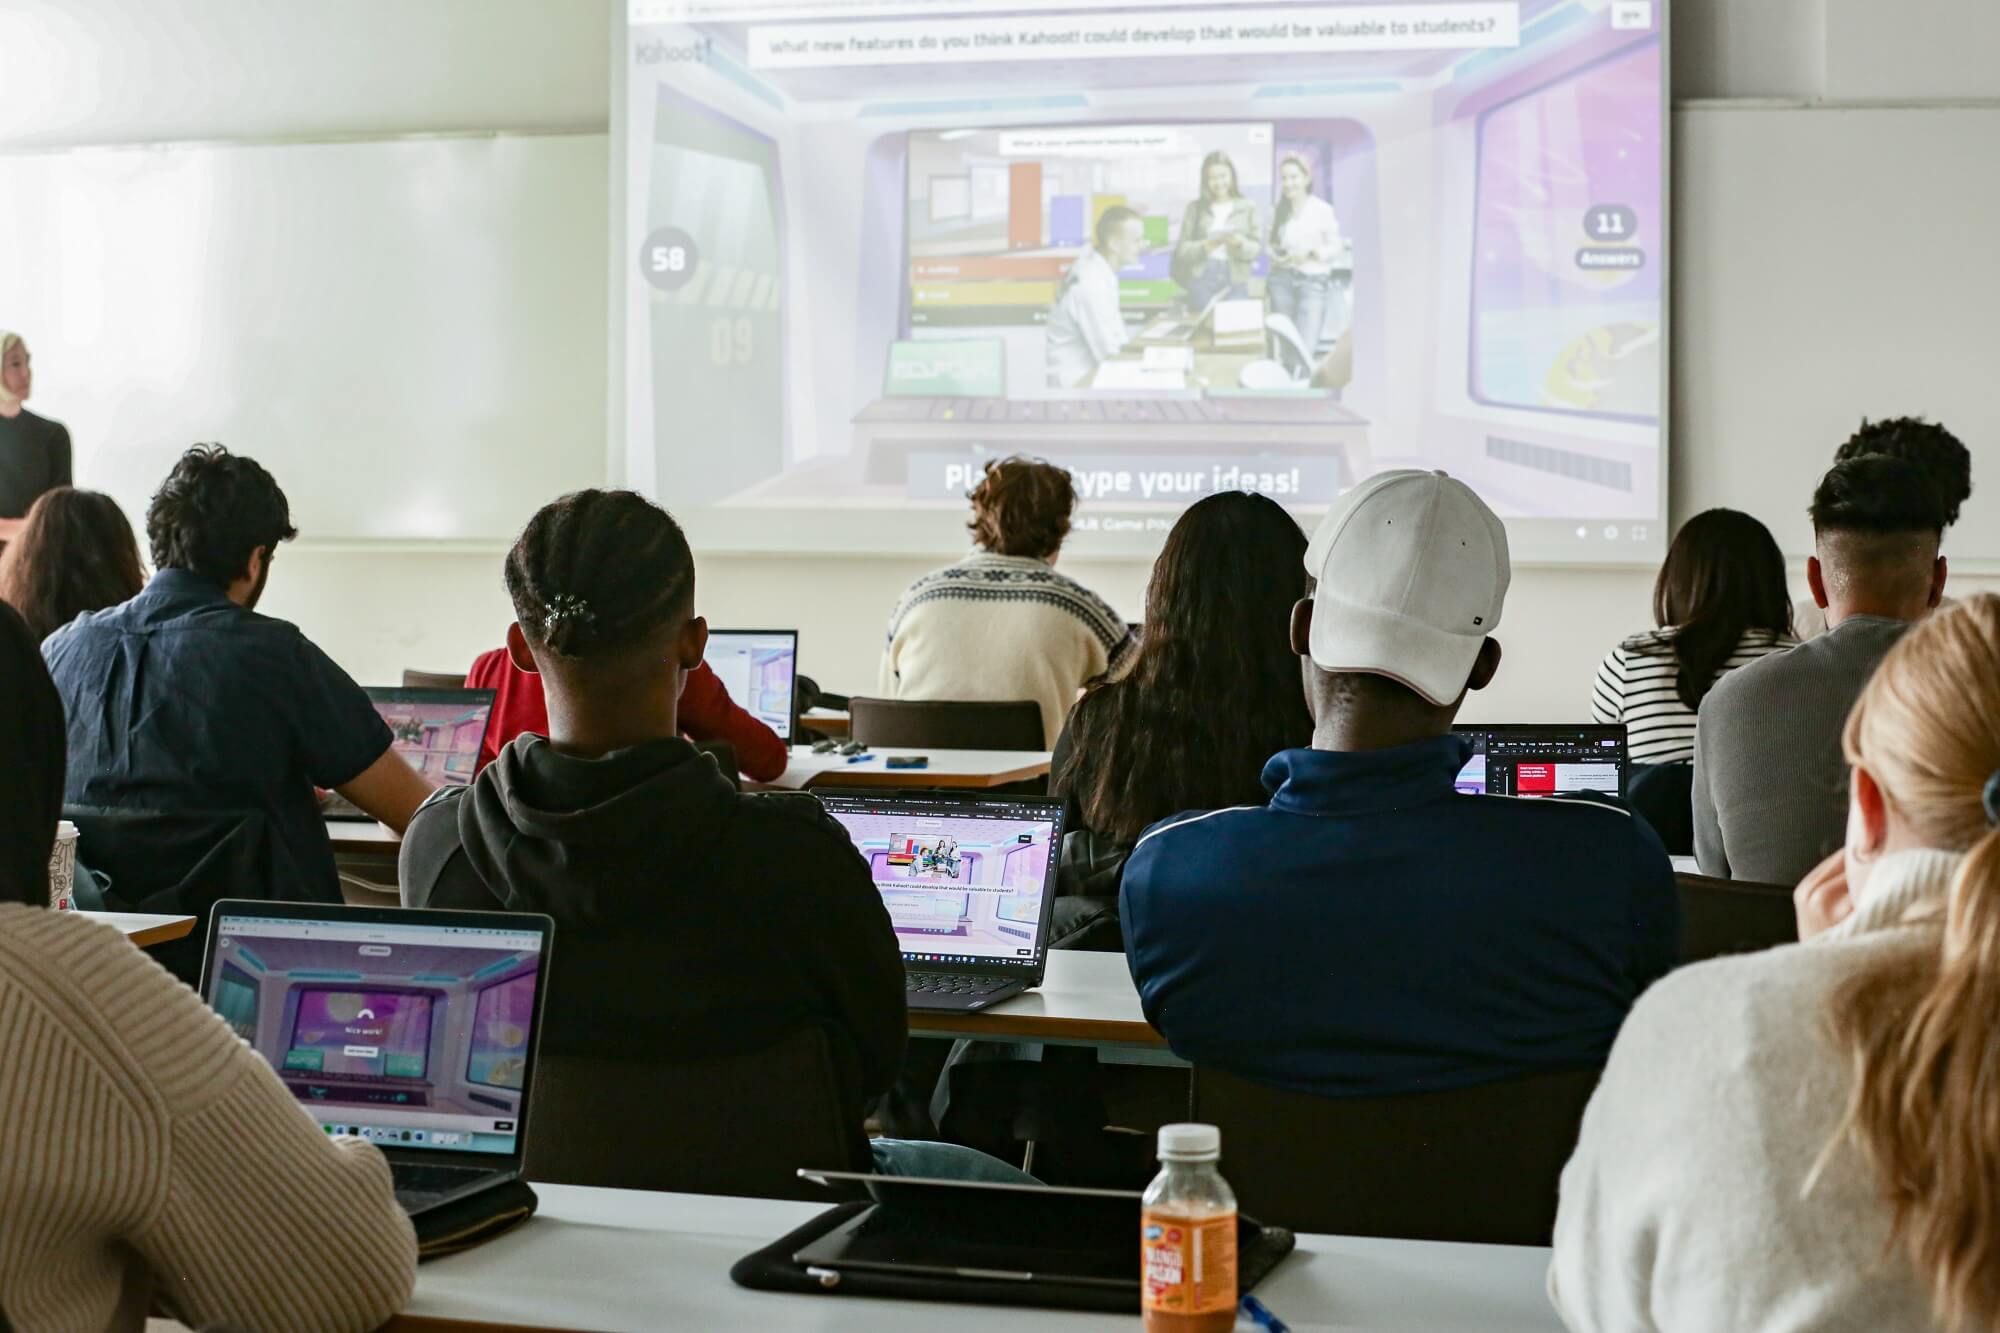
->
[[1240, 1294, 1291, 1333], [844, 752, 875, 764]]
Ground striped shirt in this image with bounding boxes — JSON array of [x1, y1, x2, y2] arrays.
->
[[1591, 628, 1797, 764], [0, 904, 416, 1332], [879, 550, 1131, 747]]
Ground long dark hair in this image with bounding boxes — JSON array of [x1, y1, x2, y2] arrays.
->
[[1056, 492, 1312, 843], [1643, 508, 1793, 711], [0, 487, 146, 641], [0, 601, 66, 908]]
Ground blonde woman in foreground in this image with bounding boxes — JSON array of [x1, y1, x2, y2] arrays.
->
[[1551, 593, 2000, 1331]]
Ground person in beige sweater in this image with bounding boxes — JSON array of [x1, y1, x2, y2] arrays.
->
[[1552, 593, 2000, 1332], [0, 600, 416, 1333], [878, 456, 1130, 747]]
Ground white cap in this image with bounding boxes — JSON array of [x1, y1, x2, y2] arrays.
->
[[1158, 1123, 1221, 1161], [1302, 470, 1510, 706]]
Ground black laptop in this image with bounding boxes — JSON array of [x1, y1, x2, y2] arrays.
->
[[199, 900, 553, 1216], [1452, 723, 1629, 798], [819, 791, 1064, 1012]]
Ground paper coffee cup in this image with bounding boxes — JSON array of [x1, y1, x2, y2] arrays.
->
[[47, 821, 78, 911]]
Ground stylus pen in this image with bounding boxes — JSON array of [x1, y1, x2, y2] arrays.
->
[[1241, 1294, 1292, 1333], [844, 752, 877, 764]]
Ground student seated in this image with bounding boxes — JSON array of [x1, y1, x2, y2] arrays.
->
[[1694, 455, 1948, 883], [1045, 205, 1145, 388], [41, 447, 434, 901], [465, 637, 787, 782], [401, 490, 1028, 1182], [0, 486, 146, 641], [1121, 470, 1677, 1098], [1590, 508, 1795, 852], [879, 456, 1129, 749], [0, 602, 415, 1333], [1794, 416, 1969, 639], [1051, 491, 1310, 939], [1553, 595, 2000, 1331]]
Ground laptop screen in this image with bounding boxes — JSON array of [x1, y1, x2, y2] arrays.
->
[[367, 687, 496, 788], [1453, 724, 1628, 798], [703, 629, 798, 742], [820, 793, 1063, 972], [203, 906, 549, 1158]]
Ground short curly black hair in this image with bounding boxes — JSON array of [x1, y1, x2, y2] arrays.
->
[[1810, 455, 1948, 537], [146, 445, 298, 584], [1833, 417, 1972, 526], [504, 489, 695, 659]]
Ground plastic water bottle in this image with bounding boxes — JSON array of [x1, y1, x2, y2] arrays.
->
[[1141, 1123, 1238, 1332]]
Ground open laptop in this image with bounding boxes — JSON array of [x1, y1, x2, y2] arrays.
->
[[1452, 724, 1628, 799], [323, 686, 497, 820], [703, 629, 799, 742], [819, 791, 1064, 1012], [199, 900, 553, 1217]]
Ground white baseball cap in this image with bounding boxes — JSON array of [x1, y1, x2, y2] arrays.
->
[[1302, 470, 1510, 706]]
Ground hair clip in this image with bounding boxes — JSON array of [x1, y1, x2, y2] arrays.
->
[[1984, 769, 2000, 829], [542, 593, 595, 634]]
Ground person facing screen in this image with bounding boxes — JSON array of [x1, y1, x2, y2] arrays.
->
[[1049, 491, 1310, 940], [1267, 154, 1343, 357], [0, 487, 146, 642], [1171, 151, 1261, 311], [878, 456, 1130, 749], [1044, 204, 1145, 388], [0, 601, 416, 1333], [1553, 594, 2000, 1332]]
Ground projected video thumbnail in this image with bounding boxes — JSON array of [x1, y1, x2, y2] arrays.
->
[[623, 0, 1667, 562]]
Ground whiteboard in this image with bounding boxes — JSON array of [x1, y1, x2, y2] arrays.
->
[[0, 133, 609, 542], [1672, 105, 2000, 569]]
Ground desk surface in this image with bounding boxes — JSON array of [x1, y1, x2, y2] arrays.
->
[[910, 949, 1162, 1049], [389, 1184, 1562, 1333], [799, 707, 850, 736], [80, 912, 197, 949], [329, 818, 401, 854], [765, 746, 1052, 791]]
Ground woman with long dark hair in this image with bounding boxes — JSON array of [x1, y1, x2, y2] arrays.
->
[[1170, 150, 1261, 310], [1053, 491, 1312, 903], [1592, 508, 1795, 851], [0, 486, 145, 640]]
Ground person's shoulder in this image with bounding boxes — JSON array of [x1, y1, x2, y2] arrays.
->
[[465, 646, 511, 688], [1613, 627, 1674, 657], [399, 785, 470, 886], [732, 791, 866, 860], [1131, 804, 1267, 857]]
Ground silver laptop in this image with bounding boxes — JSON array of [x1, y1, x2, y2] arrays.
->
[[323, 686, 497, 820], [819, 791, 1064, 1012], [702, 628, 799, 742], [199, 900, 553, 1217]]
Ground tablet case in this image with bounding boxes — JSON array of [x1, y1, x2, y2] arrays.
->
[[415, 1179, 539, 1262], [730, 1200, 1295, 1313]]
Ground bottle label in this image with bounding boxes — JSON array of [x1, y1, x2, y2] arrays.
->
[[1141, 1211, 1237, 1315]]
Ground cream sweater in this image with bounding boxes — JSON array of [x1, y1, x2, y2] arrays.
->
[[0, 904, 416, 1333], [1550, 848, 1964, 1332], [878, 551, 1130, 747]]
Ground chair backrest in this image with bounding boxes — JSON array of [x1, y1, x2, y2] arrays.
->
[[522, 1025, 870, 1201], [1625, 761, 1695, 857], [63, 805, 309, 984], [1191, 1064, 1603, 1245], [1676, 872, 1797, 964], [402, 668, 469, 690], [848, 697, 1044, 750]]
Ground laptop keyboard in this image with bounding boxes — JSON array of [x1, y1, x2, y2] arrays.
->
[[905, 972, 1009, 998], [392, 1162, 496, 1212]]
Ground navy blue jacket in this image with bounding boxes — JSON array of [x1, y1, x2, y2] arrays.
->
[[1120, 736, 1678, 1098]]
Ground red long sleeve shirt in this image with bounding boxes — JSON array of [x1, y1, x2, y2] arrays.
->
[[466, 646, 789, 782]]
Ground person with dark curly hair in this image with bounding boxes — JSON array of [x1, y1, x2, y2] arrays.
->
[[877, 456, 1129, 747], [41, 445, 433, 903], [1794, 415, 1972, 638]]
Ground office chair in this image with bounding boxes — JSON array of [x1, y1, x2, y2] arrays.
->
[[1190, 1064, 1603, 1245], [1676, 871, 1797, 964], [848, 698, 1044, 751]]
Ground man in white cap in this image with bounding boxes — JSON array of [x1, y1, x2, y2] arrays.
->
[[1119, 470, 1677, 1098]]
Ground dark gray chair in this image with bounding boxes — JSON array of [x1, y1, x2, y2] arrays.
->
[[848, 698, 1044, 751], [1676, 871, 1797, 963], [1190, 1064, 1603, 1245], [402, 669, 469, 691], [523, 1026, 871, 1201]]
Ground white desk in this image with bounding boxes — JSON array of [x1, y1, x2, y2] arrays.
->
[[389, 1185, 1562, 1333], [762, 746, 1052, 792], [909, 949, 1163, 1050], [79, 912, 197, 949]]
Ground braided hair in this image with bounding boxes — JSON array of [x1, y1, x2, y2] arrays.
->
[[504, 490, 695, 659]]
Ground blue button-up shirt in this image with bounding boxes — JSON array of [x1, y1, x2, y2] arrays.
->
[[1121, 736, 1678, 1098], [42, 569, 391, 902]]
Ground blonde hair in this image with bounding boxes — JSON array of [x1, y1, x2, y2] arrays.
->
[[1830, 593, 2000, 1328]]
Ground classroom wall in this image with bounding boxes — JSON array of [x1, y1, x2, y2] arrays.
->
[[14, 0, 2000, 723]]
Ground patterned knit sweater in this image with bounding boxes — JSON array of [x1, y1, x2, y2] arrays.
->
[[0, 904, 416, 1332], [878, 551, 1131, 747]]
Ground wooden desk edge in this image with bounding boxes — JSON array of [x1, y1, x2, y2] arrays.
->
[[910, 1012, 1166, 1047], [798, 760, 1050, 790], [130, 918, 198, 948]]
